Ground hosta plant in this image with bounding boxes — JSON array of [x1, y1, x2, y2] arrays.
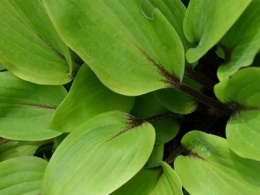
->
[[0, 0, 259, 194]]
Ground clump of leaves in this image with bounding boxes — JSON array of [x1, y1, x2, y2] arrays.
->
[[0, 0, 259, 194]]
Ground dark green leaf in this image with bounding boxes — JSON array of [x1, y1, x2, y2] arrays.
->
[[154, 88, 197, 114], [146, 144, 164, 168]]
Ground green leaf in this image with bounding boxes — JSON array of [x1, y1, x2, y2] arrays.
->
[[42, 111, 155, 194], [0, 72, 65, 141], [131, 93, 180, 144], [154, 88, 197, 114], [131, 93, 167, 118], [175, 131, 260, 194], [146, 144, 164, 168], [153, 73, 200, 114], [153, 118, 180, 144], [184, 0, 251, 63], [43, 0, 184, 95], [0, 0, 77, 85], [141, 0, 191, 51], [215, 68, 260, 160], [0, 156, 47, 194], [112, 161, 183, 195], [0, 64, 5, 71], [53, 133, 69, 150], [0, 141, 41, 162], [49, 64, 135, 132], [217, 1, 260, 80]]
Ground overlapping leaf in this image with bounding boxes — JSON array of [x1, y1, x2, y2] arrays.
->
[[112, 161, 183, 195], [146, 144, 164, 168], [153, 89, 197, 114], [0, 141, 41, 162], [218, 0, 260, 80], [153, 76, 200, 114], [131, 93, 180, 144], [183, 0, 251, 63], [0, 0, 77, 85], [49, 64, 135, 132], [42, 111, 155, 194], [175, 131, 260, 194], [141, 0, 191, 51], [215, 68, 260, 160], [0, 156, 47, 194], [43, 0, 184, 95], [0, 72, 65, 141]]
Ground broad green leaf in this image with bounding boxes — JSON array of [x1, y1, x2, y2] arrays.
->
[[217, 1, 260, 80], [0, 141, 41, 162], [146, 144, 164, 168], [215, 68, 260, 160], [0, 72, 65, 141], [112, 161, 183, 195], [184, 0, 251, 63], [43, 0, 184, 95], [131, 93, 180, 144], [49, 64, 135, 132], [0, 0, 77, 85], [0, 156, 47, 195], [141, 0, 191, 51], [175, 131, 260, 194], [42, 111, 155, 195]]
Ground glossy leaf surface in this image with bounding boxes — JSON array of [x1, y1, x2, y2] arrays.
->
[[0, 72, 65, 141], [0, 156, 47, 194], [0, 0, 76, 84], [218, 1, 260, 80], [43, 0, 184, 95], [49, 64, 134, 132], [42, 112, 155, 194], [112, 161, 183, 195], [183, 0, 251, 63], [175, 131, 260, 194], [215, 68, 260, 160]]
